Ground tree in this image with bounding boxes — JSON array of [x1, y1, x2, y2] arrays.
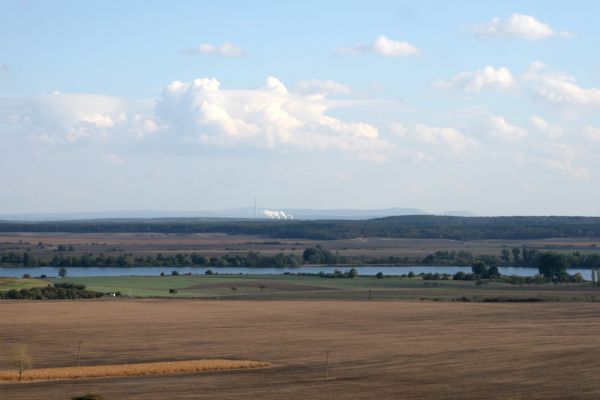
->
[[375, 272, 384, 279], [500, 249, 511, 264], [485, 266, 500, 279], [453, 271, 466, 280], [471, 261, 488, 276], [521, 247, 538, 265], [303, 247, 325, 264], [348, 268, 358, 278], [9, 344, 32, 382], [169, 288, 177, 296], [536, 252, 569, 281], [511, 248, 521, 264], [58, 267, 67, 278]]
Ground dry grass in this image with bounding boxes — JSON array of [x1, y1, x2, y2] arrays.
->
[[0, 359, 270, 383]]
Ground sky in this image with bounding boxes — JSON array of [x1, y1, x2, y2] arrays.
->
[[1, 0, 600, 216]]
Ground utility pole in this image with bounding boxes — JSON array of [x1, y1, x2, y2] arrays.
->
[[76, 340, 83, 368]]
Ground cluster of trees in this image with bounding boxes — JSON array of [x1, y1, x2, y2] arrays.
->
[[284, 268, 358, 278], [302, 246, 345, 264], [3, 215, 600, 240], [0, 251, 303, 268], [499, 248, 600, 271], [363, 256, 410, 265], [535, 253, 575, 282], [1, 252, 37, 266], [500, 247, 539, 265], [422, 250, 475, 265], [0, 283, 104, 300], [422, 273, 453, 280]]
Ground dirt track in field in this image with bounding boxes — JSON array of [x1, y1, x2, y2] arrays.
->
[[1, 299, 600, 399]]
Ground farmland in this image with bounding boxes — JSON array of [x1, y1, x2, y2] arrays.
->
[[1, 300, 600, 399], [2, 231, 600, 262], [48, 274, 600, 302]]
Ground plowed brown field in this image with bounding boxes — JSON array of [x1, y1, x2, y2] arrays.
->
[[1, 300, 599, 399]]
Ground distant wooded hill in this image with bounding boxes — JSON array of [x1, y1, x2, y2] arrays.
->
[[2, 215, 600, 240]]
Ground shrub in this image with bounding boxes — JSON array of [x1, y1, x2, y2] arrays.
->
[[72, 394, 107, 400], [453, 271, 466, 280]]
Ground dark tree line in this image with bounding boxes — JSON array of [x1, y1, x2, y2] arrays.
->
[[0, 251, 305, 268], [3, 215, 600, 240], [0, 283, 104, 300]]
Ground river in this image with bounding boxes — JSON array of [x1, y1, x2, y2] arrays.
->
[[0, 265, 592, 279]]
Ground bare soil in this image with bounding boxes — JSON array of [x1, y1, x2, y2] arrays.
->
[[1, 299, 599, 399]]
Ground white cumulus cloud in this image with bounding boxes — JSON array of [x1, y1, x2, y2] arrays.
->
[[12, 92, 156, 143], [473, 13, 573, 39], [394, 123, 477, 153], [155, 76, 388, 160], [182, 42, 243, 57], [339, 35, 418, 57], [433, 66, 515, 92], [487, 115, 527, 141], [523, 62, 600, 105]]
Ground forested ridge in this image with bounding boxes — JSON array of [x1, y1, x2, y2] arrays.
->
[[2, 215, 600, 240]]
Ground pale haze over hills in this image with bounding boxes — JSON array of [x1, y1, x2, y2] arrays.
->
[[0, 207, 478, 221]]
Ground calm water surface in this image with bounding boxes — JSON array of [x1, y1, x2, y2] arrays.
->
[[0, 265, 592, 279]]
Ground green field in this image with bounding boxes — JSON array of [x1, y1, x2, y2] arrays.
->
[[0, 277, 49, 291], [39, 274, 600, 301]]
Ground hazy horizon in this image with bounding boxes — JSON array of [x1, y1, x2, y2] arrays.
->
[[2, 1, 600, 216], [2, 206, 600, 220]]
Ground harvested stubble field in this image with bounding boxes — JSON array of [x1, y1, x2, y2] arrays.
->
[[1, 300, 600, 400], [0, 359, 270, 383]]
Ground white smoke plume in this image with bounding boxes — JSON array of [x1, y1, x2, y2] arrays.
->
[[262, 209, 294, 220]]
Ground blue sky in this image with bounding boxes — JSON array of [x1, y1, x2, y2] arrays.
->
[[1, 0, 600, 215]]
